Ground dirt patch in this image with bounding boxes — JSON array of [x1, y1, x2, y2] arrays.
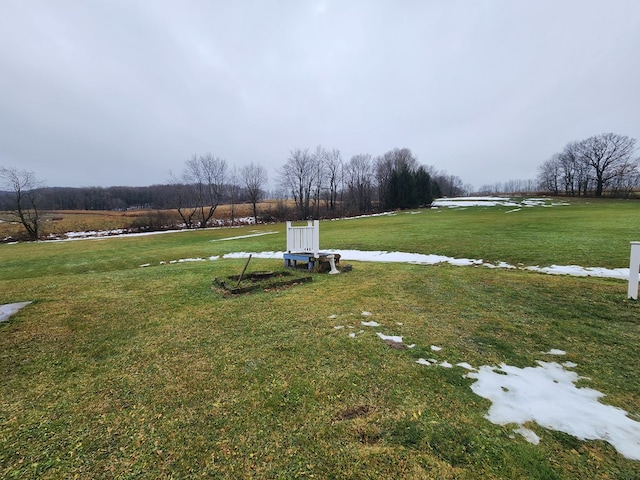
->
[[333, 405, 372, 422], [384, 339, 407, 350], [213, 271, 312, 295]]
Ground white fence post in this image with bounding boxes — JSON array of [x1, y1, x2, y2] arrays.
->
[[628, 241, 640, 300]]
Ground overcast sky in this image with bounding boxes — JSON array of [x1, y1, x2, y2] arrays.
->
[[1, 0, 639, 190]]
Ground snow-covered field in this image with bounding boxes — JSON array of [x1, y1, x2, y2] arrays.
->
[[432, 196, 570, 208]]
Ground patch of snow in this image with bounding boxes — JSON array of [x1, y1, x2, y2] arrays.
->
[[361, 320, 380, 327], [484, 261, 517, 269], [195, 249, 637, 283], [466, 361, 640, 460], [514, 427, 540, 445], [544, 349, 566, 355], [64, 228, 126, 239], [339, 211, 397, 220], [432, 196, 568, 209], [431, 345, 442, 351], [376, 332, 403, 344], [433, 197, 519, 208], [456, 362, 476, 371], [361, 311, 373, 316], [525, 264, 633, 281], [171, 258, 205, 263], [222, 249, 497, 272], [563, 361, 578, 368], [416, 358, 431, 366], [0, 302, 32, 323], [333, 325, 344, 330], [505, 208, 522, 213], [328, 314, 338, 319], [439, 361, 453, 368], [211, 231, 278, 242]]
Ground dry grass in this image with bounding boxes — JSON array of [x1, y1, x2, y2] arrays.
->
[[0, 201, 289, 240]]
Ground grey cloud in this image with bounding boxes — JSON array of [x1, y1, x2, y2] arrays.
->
[[1, 0, 639, 188]]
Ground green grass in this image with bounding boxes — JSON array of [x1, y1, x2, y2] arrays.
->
[[1, 198, 639, 479]]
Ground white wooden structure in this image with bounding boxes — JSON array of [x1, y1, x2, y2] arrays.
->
[[628, 241, 640, 300], [286, 220, 320, 257]]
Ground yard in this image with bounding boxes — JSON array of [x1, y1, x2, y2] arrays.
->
[[1, 197, 639, 479]]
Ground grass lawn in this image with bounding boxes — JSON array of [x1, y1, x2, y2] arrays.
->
[[1, 198, 639, 478]]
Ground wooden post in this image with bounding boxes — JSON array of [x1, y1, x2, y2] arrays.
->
[[628, 242, 640, 300], [237, 254, 252, 288]]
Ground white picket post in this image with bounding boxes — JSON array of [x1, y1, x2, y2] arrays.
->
[[628, 241, 640, 300]]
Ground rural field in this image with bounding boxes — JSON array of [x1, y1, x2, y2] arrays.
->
[[1, 197, 639, 479]]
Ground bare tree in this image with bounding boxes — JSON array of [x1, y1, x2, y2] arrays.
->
[[433, 172, 464, 197], [539, 133, 639, 197], [0, 166, 43, 240], [312, 145, 328, 218], [228, 166, 239, 226], [240, 162, 268, 224], [182, 153, 228, 228], [169, 171, 198, 228], [540, 153, 560, 195], [345, 154, 374, 214], [278, 148, 317, 219], [578, 133, 638, 197], [324, 148, 343, 216]]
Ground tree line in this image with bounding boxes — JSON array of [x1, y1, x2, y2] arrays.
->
[[2, 146, 466, 239], [537, 133, 639, 197], [277, 146, 466, 220]]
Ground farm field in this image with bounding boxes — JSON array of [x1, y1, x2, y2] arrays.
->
[[1, 197, 639, 479], [0, 201, 284, 241]]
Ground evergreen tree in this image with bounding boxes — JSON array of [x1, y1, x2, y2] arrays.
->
[[414, 166, 433, 206]]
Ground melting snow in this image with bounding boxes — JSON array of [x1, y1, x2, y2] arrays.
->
[[211, 231, 278, 242], [0, 302, 32, 323], [361, 320, 380, 327], [466, 361, 640, 460], [525, 264, 631, 280], [456, 362, 476, 371], [352, 320, 640, 461], [544, 349, 566, 355], [514, 427, 540, 445], [432, 196, 567, 209], [220, 251, 636, 281], [376, 332, 403, 344]]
